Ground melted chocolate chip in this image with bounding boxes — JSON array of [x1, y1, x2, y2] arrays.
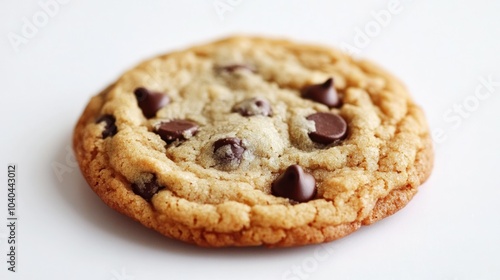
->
[[218, 64, 256, 73], [131, 175, 164, 200], [271, 165, 316, 202], [301, 78, 341, 108], [134, 87, 169, 118], [232, 97, 272, 117], [96, 115, 117, 138], [155, 120, 199, 143], [213, 137, 246, 164], [307, 112, 347, 144]]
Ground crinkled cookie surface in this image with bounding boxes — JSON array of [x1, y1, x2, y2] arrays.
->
[[73, 36, 433, 247]]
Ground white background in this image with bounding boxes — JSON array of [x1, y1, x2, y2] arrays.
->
[[1, 0, 499, 279]]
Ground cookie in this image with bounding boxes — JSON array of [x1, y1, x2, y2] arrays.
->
[[73, 36, 433, 247]]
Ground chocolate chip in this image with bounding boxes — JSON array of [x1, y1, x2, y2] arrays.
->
[[155, 120, 199, 143], [271, 165, 316, 202], [213, 137, 246, 164], [96, 115, 117, 138], [307, 112, 347, 144], [131, 175, 164, 200], [134, 87, 169, 118], [301, 78, 341, 108], [232, 97, 272, 117], [218, 64, 256, 73]]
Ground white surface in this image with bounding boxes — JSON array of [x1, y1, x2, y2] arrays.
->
[[1, 0, 499, 279]]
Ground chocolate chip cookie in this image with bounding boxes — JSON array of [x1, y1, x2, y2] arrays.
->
[[73, 36, 433, 247]]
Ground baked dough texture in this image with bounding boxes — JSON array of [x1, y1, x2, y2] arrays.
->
[[73, 36, 433, 247]]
